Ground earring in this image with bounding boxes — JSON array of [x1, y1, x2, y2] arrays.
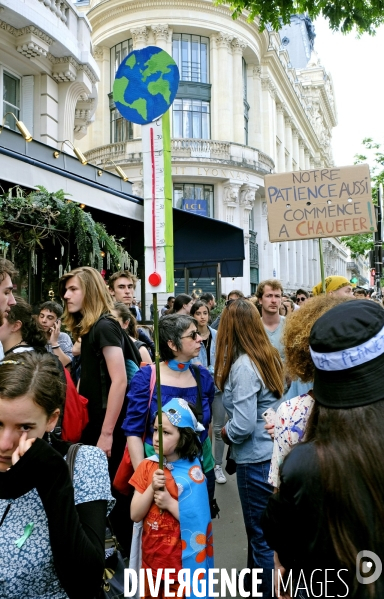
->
[[47, 428, 55, 444]]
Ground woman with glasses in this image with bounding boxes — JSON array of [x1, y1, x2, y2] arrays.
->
[[123, 314, 217, 511], [215, 299, 284, 598]]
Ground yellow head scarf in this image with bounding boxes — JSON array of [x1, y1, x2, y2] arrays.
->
[[312, 276, 353, 296]]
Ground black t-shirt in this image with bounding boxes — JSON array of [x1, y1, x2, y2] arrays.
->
[[79, 317, 123, 422]]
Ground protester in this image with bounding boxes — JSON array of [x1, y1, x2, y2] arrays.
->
[[130, 399, 213, 599], [38, 301, 73, 366], [0, 259, 17, 326], [191, 300, 226, 484], [262, 300, 384, 598], [211, 289, 244, 330], [108, 270, 155, 358], [113, 302, 152, 364], [269, 294, 348, 487], [124, 314, 217, 514], [0, 297, 47, 356], [312, 275, 354, 297], [171, 293, 194, 314], [0, 351, 114, 599], [279, 303, 287, 316], [295, 288, 309, 305], [161, 296, 175, 316], [215, 299, 284, 597], [354, 287, 368, 298], [257, 279, 285, 361], [283, 298, 295, 314], [200, 292, 216, 312], [59, 267, 127, 470]]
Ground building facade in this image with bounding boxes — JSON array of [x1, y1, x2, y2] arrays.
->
[[0, 0, 359, 295], [76, 0, 349, 294], [0, 0, 99, 147]]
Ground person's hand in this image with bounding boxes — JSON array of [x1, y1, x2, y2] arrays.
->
[[152, 469, 166, 491], [72, 338, 82, 357], [265, 422, 275, 439], [274, 553, 291, 598], [12, 432, 36, 466], [48, 319, 61, 344], [97, 431, 113, 457], [221, 426, 231, 445], [153, 487, 173, 511]]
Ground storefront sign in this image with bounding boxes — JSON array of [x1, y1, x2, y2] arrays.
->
[[182, 199, 208, 216], [265, 164, 375, 242]]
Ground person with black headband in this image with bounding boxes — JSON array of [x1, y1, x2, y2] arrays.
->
[[262, 299, 384, 599]]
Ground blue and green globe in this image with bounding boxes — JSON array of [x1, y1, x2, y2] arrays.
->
[[113, 46, 180, 125]]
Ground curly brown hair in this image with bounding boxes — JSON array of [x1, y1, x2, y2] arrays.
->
[[283, 295, 352, 382]]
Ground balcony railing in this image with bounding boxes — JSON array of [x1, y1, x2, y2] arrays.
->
[[84, 138, 275, 175], [37, 0, 70, 25]]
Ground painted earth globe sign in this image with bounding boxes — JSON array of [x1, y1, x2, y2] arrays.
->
[[113, 46, 180, 125]]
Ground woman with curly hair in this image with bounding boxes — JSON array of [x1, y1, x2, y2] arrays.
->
[[269, 294, 349, 489]]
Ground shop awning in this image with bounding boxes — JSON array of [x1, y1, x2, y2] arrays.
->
[[173, 209, 244, 278]]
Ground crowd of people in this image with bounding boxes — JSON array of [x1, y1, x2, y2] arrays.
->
[[0, 256, 383, 599]]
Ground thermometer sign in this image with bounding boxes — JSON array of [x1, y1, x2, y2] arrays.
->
[[142, 111, 174, 293]]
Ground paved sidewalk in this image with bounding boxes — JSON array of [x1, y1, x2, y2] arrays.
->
[[211, 469, 248, 594]]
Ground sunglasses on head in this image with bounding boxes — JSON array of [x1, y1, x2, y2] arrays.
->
[[180, 330, 200, 341], [297, 297, 306, 302], [225, 299, 236, 307]]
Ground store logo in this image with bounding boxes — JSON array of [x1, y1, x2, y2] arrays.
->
[[356, 550, 382, 585]]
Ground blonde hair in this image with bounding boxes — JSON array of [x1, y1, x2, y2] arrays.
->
[[214, 299, 284, 397], [58, 267, 115, 337]]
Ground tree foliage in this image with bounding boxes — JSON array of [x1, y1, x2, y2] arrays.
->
[[341, 138, 383, 258], [215, 0, 384, 35]]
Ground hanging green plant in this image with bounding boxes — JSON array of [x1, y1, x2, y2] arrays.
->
[[0, 185, 133, 272]]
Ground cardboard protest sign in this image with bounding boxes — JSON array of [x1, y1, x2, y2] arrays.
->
[[265, 164, 376, 242]]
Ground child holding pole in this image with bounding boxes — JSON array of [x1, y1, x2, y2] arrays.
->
[[130, 398, 214, 599]]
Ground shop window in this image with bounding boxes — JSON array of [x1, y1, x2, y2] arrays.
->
[[174, 183, 214, 217]]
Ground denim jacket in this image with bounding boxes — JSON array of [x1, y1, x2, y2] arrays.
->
[[222, 353, 283, 464]]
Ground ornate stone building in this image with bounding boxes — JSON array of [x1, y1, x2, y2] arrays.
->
[[75, 0, 347, 294], [0, 0, 99, 146]]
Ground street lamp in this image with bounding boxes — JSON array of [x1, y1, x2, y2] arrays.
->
[[0, 112, 32, 142]]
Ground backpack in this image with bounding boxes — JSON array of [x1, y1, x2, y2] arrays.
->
[[61, 368, 89, 442], [89, 314, 141, 408]]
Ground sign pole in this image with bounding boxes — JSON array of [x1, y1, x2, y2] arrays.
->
[[152, 293, 163, 470], [318, 238, 326, 293], [374, 185, 383, 299]]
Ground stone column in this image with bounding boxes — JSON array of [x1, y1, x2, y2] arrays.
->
[[292, 127, 300, 171], [131, 26, 149, 50], [231, 37, 247, 144], [304, 148, 311, 170], [252, 65, 262, 149], [240, 185, 258, 293], [151, 24, 170, 52], [223, 182, 241, 226], [299, 139, 306, 169], [210, 34, 219, 139], [91, 46, 109, 148], [302, 240, 309, 287], [215, 32, 233, 141], [260, 76, 276, 159], [284, 115, 293, 171], [276, 103, 286, 173]]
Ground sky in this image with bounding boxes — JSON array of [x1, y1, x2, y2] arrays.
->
[[313, 18, 384, 168]]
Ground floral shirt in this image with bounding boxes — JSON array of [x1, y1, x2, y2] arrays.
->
[[268, 393, 314, 488], [0, 445, 114, 599]]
